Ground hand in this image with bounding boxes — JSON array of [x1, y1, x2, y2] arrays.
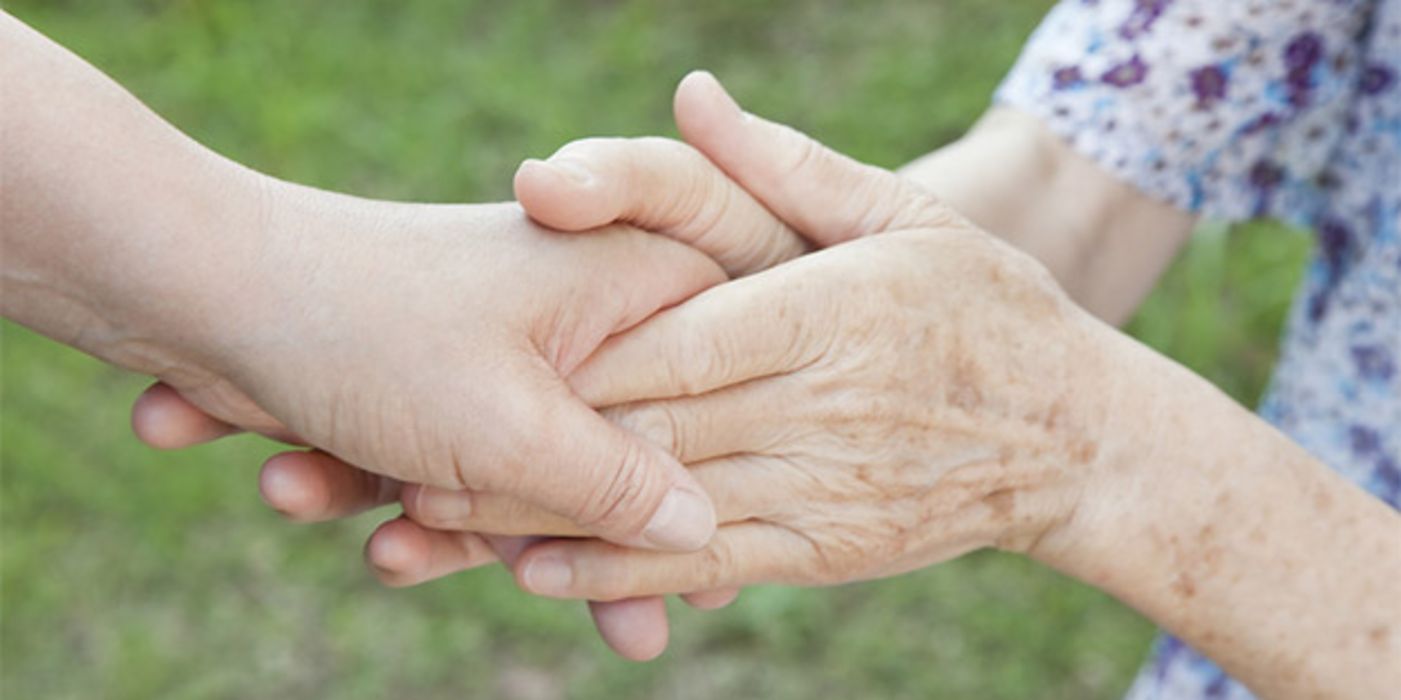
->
[[7, 10, 757, 654], [115, 189, 744, 551], [129, 70, 988, 651], [471, 74, 1113, 602], [4, 13, 755, 567], [127, 77, 816, 656], [512, 224, 1110, 599], [276, 69, 961, 567]]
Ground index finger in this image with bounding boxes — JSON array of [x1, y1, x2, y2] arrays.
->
[[515, 137, 810, 277], [567, 264, 823, 407]]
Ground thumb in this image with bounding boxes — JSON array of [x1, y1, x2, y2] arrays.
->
[[484, 376, 717, 552], [514, 137, 808, 277], [673, 70, 965, 247]]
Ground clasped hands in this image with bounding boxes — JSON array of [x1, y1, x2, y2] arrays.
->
[[132, 72, 1115, 659]]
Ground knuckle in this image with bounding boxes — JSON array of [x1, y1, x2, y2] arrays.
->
[[697, 539, 736, 588], [774, 128, 825, 183], [661, 328, 717, 396], [654, 139, 730, 234], [846, 169, 947, 237], [606, 404, 683, 458], [572, 438, 658, 534], [893, 185, 962, 232], [408, 488, 472, 529], [684, 173, 733, 241]]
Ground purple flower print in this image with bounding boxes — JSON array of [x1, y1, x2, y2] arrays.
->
[[1248, 159, 1285, 189], [1318, 218, 1353, 274], [1376, 457, 1401, 506], [1283, 32, 1325, 108], [1284, 32, 1324, 70], [1360, 63, 1396, 95], [1242, 112, 1280, 135], [1351, 344, 1396, 382], [1119, 0, 1174, 39], [1350, 425, 1382, 455], [1307, 290, 1331, 323], [1102, 55, 1148, 87], [1189, 64, 1229, 106], [1248, 159, 1285, 217], [1204, 672, 1232, 699], [1052, 65, 1085, 89]]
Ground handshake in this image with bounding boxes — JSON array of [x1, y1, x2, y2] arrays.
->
[[125, 72, 1097, 659], [122, 72, 1101, 659]]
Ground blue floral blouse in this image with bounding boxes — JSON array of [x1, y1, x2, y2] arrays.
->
[[995, 1, 1400, 697]]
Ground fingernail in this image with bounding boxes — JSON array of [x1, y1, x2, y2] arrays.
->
[[369, 544, 408, 575], [643, 486, 715, 551], [522, 554, 574, 595], [259, 459, 326, 517], [545, 158, 594, 187], [413, 486, 465, 524]]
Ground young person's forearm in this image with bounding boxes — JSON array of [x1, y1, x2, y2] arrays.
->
[[899, 108, 1196, 324], [1037, 329, 1401, 698], [0, 12, 265, 375]]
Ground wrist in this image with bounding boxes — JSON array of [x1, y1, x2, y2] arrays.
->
[[0, 17, 290, 383], [2, 153, 274, 382], [1021, 325, 1198, 575], [1021, 328, 1401, 696]]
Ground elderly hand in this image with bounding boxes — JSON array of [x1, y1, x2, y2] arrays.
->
[[126, 71, 820, 658], [381, 73, 1113, 601], [512, 221, 1111, 598], [365, 75, 1109, 599], [4, 9, 791, 555]]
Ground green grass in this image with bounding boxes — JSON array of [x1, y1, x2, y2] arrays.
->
[[1, 1, 1311, 698]]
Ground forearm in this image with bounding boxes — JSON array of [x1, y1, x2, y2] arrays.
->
[[1039, 327, 1401, 698], [0, 12, 264, 375], [899, 108, 1196, 324]]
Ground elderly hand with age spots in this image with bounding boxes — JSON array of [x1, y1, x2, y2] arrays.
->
[[507, 76, 1104, 601]]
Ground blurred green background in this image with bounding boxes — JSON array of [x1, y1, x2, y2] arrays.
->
[[1, 1, 1312, 698]]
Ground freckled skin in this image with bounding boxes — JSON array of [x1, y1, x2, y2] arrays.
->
[[529, 229, 1126, 588], [381, 88, 1400, 694], [520, 225, 1401, 698]]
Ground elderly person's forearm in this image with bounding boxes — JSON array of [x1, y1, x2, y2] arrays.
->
[[1031, 326, 1401, 699]]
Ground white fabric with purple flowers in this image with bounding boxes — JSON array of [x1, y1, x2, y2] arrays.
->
[[994, 0, 1399, 698]]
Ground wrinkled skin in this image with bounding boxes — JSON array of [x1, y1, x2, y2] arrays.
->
[[383, 75, 1114, 602], [511, 223, 1112, 598]]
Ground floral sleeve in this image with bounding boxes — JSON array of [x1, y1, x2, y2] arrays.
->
[[995, 0, 1377, 224]]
